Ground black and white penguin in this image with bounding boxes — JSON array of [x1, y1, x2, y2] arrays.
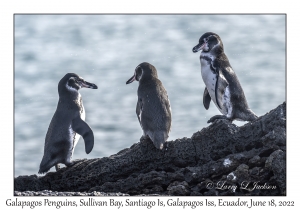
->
[[192, 32, 258, 123], [38, 73, 97, 174], [126, 62, 172, 150]]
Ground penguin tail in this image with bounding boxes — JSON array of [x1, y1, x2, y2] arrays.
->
[[241, 109, 258, 122], [38, 166, 49, 174], [38, 158, 53, 174], [152, 131, 168, 150]]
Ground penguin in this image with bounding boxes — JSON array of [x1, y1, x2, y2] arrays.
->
[[38, 73, 97, 174], [192, 32, 258, 123], [126, 62, 172, 150]]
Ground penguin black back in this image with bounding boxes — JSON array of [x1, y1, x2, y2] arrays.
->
[[126, 62, 172, 150]]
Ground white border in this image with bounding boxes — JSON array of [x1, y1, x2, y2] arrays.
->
[[1, 0, 297, 209]]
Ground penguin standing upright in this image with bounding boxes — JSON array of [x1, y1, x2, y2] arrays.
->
[[38, 73, 97, 174], [126, 62, 172, 150], [192, 32, 258, 123]]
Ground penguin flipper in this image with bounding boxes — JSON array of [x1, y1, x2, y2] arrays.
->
[[203, 87, 211, 110], [215, 70, 229, 109], [72, 115, 94, 154]]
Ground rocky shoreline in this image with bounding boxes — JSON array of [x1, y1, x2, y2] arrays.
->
[[14, 102, 286, 196]]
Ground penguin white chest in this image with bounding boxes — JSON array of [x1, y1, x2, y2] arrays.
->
[[69, 93, 85, 155], [200, 57, 232, 116], [77, 93, 86, 121], [200, 57, 217, 103]]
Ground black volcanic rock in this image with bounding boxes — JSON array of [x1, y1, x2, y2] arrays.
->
[[14, 102, 286, 196]]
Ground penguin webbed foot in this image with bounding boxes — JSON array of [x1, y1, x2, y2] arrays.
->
[[140, 135, 151, 144], [163, 141, 168, 151], [162, 141, 169, 156], [207, 115, 232, 123], [65, 159, 83, 168]]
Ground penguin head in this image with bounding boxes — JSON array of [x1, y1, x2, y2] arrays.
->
[[59, 73, 98, 94], [126, 62, 158, 84], [192, 32, 223, 53]]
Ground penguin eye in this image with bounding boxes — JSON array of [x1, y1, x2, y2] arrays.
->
[[69, 77, 75, 82], [75, 78, 83, 83]]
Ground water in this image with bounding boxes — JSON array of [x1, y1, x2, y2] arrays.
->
[[14, 15, 285, 176]]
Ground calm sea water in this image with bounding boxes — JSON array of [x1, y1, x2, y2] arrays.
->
[[14, 15, 285, 176]]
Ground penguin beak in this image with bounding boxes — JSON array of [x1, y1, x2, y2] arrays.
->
[[126, 75, 136, 84], [192, 42, 205, 53], [80, 81, 98, 89]]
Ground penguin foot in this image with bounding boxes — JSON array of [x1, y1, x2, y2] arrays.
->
[[207, 115, 232, 123], [163, 142, 169, 157], [140, 135, 151, 144], [163, 141, 168, 152], [55, 164, 60, 171], [65, 159, 82, 168]]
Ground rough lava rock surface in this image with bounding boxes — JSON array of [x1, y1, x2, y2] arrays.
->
[[15, 102, 286, 196]]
